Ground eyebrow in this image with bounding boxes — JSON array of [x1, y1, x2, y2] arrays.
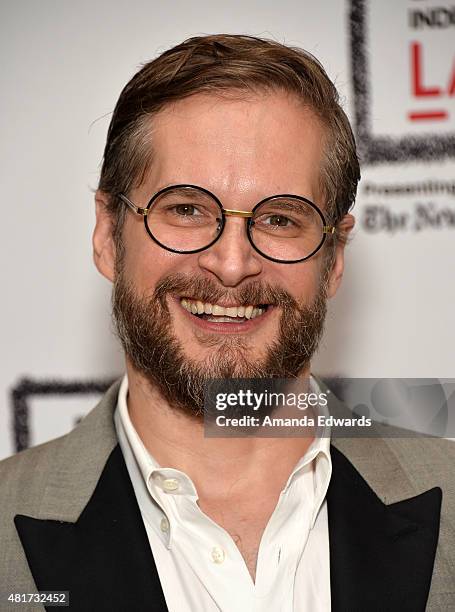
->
[[148, 184, 318, 214], [257, 198, 317, 216]]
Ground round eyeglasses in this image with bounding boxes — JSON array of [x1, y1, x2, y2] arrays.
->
[[117, 184, 336, 264]]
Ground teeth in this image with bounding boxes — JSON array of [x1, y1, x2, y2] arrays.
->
[[212, 304, 225, 316], [251, 308, 264, 319], [180, 298, 267, 320]]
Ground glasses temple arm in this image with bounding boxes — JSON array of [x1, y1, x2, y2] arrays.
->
[[117, 193, 148, 216]]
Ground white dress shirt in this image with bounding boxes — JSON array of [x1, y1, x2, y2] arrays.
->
[[114, 375, 332, 611]]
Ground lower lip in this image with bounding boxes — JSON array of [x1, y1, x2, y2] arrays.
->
[[172, 298, 274, 334]]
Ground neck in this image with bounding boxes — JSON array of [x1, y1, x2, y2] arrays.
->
[[125, 361, 315, 502]]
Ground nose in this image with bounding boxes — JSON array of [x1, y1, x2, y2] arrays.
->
[[197, 216, 263, 286]]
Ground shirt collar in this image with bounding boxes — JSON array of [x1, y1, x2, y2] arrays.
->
[[116, 375, 197, 497], [117, 375, 159, 482], [116, 373, 331, 528], [282, 376, 332, 528]]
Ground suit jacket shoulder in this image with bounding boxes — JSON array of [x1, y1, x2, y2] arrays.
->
[[0, 380, 121, 598], [333, 433, 455, 609], [0, 380, 121, 518]]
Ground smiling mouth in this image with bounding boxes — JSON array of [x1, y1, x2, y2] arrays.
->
[[180, 298, 269, 323]]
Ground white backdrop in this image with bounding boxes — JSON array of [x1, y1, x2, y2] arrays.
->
[[1, 0, 454, 459]]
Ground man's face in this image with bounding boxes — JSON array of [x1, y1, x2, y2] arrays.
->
[[94, 91, 350, 416]]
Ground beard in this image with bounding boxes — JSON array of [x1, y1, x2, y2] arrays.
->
[[112, 269, 328, 419]]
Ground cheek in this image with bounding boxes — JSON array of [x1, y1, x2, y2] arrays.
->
[[121, 223, 197, 292], [127, 249, 182, 290], [269, 260, 323, 304], [120, 220, 166, 286]]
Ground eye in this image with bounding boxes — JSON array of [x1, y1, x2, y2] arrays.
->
[[173, 204, 201, 216], [262, 214, 295, 227]]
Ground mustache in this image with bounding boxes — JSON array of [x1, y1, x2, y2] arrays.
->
[[153, 273, 298, 309]]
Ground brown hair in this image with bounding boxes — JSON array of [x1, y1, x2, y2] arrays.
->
[[98, 34, 360, 246]]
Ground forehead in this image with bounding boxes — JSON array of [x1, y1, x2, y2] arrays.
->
[[141, 91, 326, 205]]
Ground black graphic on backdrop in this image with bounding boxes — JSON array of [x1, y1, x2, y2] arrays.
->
[[10, 378, 115, 452], [349, 0, 455, 163]]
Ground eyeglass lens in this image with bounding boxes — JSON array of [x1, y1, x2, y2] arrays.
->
[[145, 186, 324, 261]]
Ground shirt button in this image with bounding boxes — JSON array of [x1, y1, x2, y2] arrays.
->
[[211, 546, 226, 564], [162, 478, 179, 492], [160, 517, 169, 533]]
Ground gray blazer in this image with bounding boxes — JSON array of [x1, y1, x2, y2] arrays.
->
[[0, 380, 454, 611]]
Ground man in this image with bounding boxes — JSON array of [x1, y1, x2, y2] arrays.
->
[[0, 35, 453, 611]]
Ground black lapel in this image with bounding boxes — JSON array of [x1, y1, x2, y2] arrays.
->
[[328, 445, 442, 612], [15, 445, 168, 612]]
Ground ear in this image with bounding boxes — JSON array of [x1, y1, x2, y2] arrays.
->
[[93, 191, 117, 283], [326, 213, 355, 298]]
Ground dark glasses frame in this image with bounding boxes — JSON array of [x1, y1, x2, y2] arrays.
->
[[117, 184, 336, 264]]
